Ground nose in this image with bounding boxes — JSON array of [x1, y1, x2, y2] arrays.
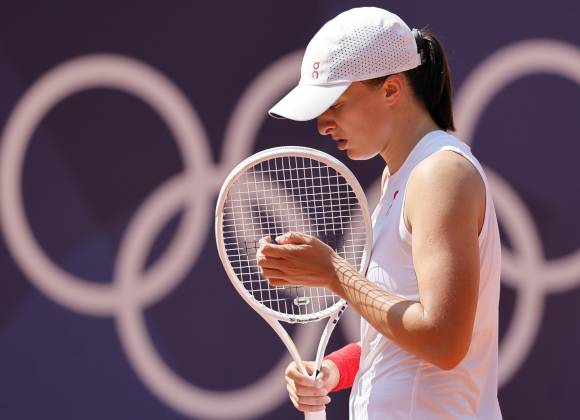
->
[[317, 110, 336, 136]]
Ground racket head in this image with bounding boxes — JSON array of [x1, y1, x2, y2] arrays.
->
[[215, 146, 372, 323]]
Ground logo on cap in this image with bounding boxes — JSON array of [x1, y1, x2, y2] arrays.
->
[[312, 61, 320, 79]]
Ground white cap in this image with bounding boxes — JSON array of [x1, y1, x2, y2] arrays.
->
[[269, 7, 422, 121]]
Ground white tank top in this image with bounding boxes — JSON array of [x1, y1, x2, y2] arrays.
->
[[350, 130, 502, 419]]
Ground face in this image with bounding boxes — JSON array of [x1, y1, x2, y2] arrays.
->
[[317, 78, 401, 160]]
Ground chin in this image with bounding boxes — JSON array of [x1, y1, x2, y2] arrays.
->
[[346, 149, 378, 161]]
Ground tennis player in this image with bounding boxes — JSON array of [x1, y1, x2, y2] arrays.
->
[[256, 7, 502, 419]]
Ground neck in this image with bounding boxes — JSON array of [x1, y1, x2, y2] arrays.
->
[[379, 107, 439, 175]]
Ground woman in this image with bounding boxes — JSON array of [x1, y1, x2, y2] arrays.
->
[[259, 7, 502, 419]]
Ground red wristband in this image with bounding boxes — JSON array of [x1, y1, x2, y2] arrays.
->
[[324, 343, 361, 392]]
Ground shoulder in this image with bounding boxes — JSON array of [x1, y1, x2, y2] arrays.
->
[[411, 150, 483, 192], [405, 150, 485, 230]]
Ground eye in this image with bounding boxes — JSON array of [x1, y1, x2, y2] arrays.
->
[[330, 102, 343, 110]]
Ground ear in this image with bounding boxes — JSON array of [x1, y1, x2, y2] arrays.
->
[[381, 74, 404, 105]]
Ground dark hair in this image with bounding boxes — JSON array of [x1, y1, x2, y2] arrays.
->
[[364, 28, 455, 131]]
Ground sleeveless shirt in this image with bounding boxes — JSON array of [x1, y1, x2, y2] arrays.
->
[[350, 130, 502, 419]]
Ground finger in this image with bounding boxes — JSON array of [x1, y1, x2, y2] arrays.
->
[[257, 240, 281, 258], [260, 271, 290, 286], [259, 267, 288, 280], [296, 395, 332, 406], [259, 264, 284, 274], [255, 238, 269, 261], [286, 382, 298, 403], [267, 278, 291, 287], [285, 363, 304, 384], [286, 370, 331, 414], [303, 361, 317, 376], [258, 236, 272, 247], [297, 403, 327, 413], [316, 364, 332, 382], [276, 231, 312, 245], [285, 361, 298, 376], [287, 382, 318, 413], [287, 371, 315, 387], [287, 388, 300, 411], [262, 242, 311, 258], [256, 255, 287, 270], [288, 395, 306, 413], [285, 368, 318, 387], [289, 391, 327, 414], [295, 384, 329, 398], [302, 362, 325, 385], [259, 243, 291, 258]]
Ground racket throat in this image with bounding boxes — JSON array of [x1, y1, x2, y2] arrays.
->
[[263, 316, 308, 373]]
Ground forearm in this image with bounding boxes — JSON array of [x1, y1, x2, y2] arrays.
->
[[330, 256, 457, 369]]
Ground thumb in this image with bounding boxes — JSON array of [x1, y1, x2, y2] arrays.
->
[[276, 231, 311, 245], [258, 236, 273, 246], [318, 359, 340, 390], [303, 360, 316, 375], [302, 361, 321, 384]]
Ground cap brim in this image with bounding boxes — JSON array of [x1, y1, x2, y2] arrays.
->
[[268, 82, 351, 121]]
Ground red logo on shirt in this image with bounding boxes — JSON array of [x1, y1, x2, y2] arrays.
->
[[385, 191, 400, 217]]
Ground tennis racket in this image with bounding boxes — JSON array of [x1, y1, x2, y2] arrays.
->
[[215, 146, 372, 419]]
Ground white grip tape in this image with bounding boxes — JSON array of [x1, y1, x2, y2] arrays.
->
[[305, 409, 326, 420]]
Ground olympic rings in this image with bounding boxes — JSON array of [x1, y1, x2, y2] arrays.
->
[[455, 39, 580, 386], [0, 52, 320, 419], [0, 54, 212, 315], [1, 39, 579, 417]]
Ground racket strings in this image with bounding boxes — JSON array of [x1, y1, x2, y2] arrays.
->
[[222, 156, 367, 318]]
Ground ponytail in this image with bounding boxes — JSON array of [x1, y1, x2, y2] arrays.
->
[[406, 27, 455, 131], [363, 27, 455, 132]]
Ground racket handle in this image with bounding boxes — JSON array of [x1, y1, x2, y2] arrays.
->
[[304, 409, 326, 420]]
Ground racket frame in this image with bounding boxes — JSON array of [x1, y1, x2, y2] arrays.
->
[[215, 146, 372, 418]]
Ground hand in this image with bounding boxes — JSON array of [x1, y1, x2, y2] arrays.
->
[[285, 360, 340, 413], [256, 231, 343, 290]]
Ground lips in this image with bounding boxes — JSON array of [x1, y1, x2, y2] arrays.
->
[[336, 139, 347, 150]]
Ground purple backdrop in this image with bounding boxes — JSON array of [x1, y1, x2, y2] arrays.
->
[[0, 1, 579, 419]]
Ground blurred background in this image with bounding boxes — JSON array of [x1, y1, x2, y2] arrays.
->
[[0, 1, 578, 419]]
